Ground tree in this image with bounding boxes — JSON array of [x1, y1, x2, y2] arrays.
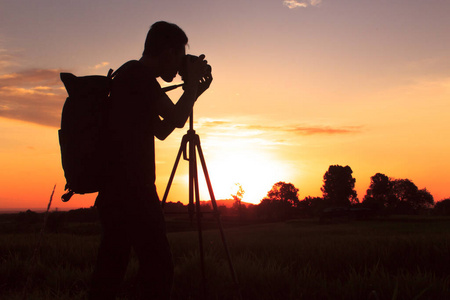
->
[[266, 181, 300, 207], [392, 179, 418, 203], [299, 196, 325, 217], [390, 179, 435, 213], [257, 182, 300, 220], [231, 183, 247, 220], [366, 177, 434, 214], [412, 188, 434, 211], [363, 173, 395, 211], [321, 165, 357, 207], [434, 198, 450, 215], [366, 173, 391, 198], [231, 183, 245, 211]]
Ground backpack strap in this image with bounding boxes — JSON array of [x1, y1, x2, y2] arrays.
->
[[107, 68, 114, 78]]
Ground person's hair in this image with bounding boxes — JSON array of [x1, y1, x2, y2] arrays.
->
[[143, 21, 188, 57]]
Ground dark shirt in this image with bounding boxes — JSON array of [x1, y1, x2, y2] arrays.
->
[[104, 60, 164, 189]]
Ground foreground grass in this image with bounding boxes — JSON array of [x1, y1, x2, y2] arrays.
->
[[1, 216, 450, 299]]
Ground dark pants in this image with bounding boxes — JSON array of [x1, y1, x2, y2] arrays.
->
[[89, 185, 173, 300]]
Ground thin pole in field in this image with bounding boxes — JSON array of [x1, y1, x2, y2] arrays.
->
[[21, 184, 56, 300]]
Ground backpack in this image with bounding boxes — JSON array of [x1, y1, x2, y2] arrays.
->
[[58, 69, 116, 202]]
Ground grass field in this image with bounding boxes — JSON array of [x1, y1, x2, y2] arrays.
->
[[1, 215, 450, 299]]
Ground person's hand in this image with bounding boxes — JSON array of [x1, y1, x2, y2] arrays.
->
[[184, 54, 209, 86], [196, 72, 213, 98]]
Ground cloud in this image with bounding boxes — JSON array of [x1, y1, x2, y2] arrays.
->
[[283, 0, 307, 9], [197, 118, 361, 136], [287, 125, 361, 135], [0, 48, 19, 70], [194, 118, 361, 151], [0, 69, 66, 127], [0, 69, 63, 87], [91, 62, 110, 70], [283, 0, 322, 9]]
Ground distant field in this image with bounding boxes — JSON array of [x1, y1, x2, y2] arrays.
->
[[1, 216, 450, 299]]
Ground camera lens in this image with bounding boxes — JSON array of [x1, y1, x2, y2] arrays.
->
[[179, 55, 211, 81]]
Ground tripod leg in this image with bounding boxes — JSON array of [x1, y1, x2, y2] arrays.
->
[[161, 136, 187, 209], [191, 140, 207, 298], [196, 139, 242, 299]]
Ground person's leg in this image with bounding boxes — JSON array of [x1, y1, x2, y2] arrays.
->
[[130, 188, 174, 300], [133, 229, 174, 299], [90, 196, 132, 300]]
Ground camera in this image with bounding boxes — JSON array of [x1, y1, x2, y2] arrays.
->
[[179, 54, 212, 82]]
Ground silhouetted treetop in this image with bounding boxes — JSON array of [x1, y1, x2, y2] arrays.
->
[[366, 173, 391, 198], [434, 198, 450, 215], [321, 165, 358, 207], [363, 174, 434, 214], [256, 182, 300, 221], [265, 181, 300, 207]]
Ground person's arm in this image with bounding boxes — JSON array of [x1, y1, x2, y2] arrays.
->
[[153, 57, 212, 140], [151, 86, 196, 140]]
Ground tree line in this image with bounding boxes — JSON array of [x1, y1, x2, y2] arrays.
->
[[8, 164, 450, 230], [230, 164, 449, 221]]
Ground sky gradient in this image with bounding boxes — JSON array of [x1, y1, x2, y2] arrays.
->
[[1, 0, 450, 209]]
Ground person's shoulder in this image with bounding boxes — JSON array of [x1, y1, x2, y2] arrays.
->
[[112, 60, 161, 96], [116, 60, 145, 77], [113, 60, 153, 87]]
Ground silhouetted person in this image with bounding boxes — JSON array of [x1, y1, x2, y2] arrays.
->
[[89, 21, 212, 300]]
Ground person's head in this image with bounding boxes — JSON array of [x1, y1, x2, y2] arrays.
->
[[143, 21, 188, 82]]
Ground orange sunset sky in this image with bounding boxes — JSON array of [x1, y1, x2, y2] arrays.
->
[[1, 0, 450, 210]]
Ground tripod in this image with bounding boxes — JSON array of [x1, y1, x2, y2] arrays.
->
[[161, 111, 241, 299]]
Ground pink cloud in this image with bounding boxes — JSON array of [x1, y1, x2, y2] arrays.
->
[[197, 119, 361, 136], [0, 68, 67, 127], [283, 0, 322, 9]]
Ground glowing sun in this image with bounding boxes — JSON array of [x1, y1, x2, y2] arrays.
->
[[197, 140, 292, 205]]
